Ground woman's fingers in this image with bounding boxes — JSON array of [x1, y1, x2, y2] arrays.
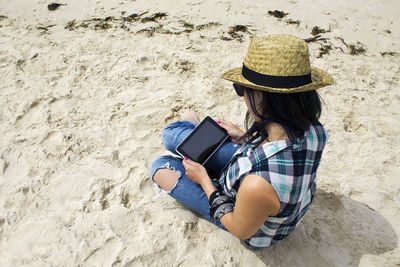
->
[[217, 120, 245, 144], [182, 158, 190, 169], [218, 120, 242, 135], [183, 157, 192, 164], [182, 158, 196, 169], [218, 120, 232, 132]]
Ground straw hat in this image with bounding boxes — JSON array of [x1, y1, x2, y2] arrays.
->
[[222, 34, 334, 93]]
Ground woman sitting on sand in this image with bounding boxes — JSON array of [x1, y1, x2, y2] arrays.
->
[[150, 34, 333, 249]]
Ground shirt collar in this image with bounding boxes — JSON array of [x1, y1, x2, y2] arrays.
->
[[248, 138, 292, 160]]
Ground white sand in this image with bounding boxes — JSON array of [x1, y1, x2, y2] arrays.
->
[[0, 0, 399, 266]]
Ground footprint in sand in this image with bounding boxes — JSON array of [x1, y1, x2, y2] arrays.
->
[[15, 100, 47, 127], [49, 97, 76, 123], [41, 130, 68, 158], [84, 237, 123, 266], [82, 179, 115, 212], [342, 111, 368, 135], [139, 178, 153, 199]]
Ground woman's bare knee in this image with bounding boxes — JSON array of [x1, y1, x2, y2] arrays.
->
[[153, 169, 180, 191]]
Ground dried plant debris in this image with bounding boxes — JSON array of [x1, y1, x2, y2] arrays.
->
[[311, 26, 328, 36], [285, 19, 300, 26], [0, 15, 7, 21], [47, 3, 65, 11], [336, 37, 348, 47], [64, 12, 167, 31], [95, 22, 112, 30], [268, 10, 288, 19], [61, 13, 242, 40], [179, 20, 194, 31], [384, 29, 391, 34], [65, 20, 77, 30], [380, 51, 399, 57], [224, 25, 252, 41], [304, 35, 328, 43], [36, 24, 56, 35], [136, 25, 163, 37], [65, 19, 91, 30], [140, 12, 167, 23], [335, 37, 366, 55], [92, 16, 115, 30], [122, 12, 148, 22], [266, 11, 299, 26], [348, 42, 366, 55], [317, 44, 333, 58], [63, 13, 226, 38], [195, 22, 221, 30], [229, 25, 248, 33]]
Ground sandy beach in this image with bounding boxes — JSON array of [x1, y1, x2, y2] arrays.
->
[[0, 0, 399, 266]]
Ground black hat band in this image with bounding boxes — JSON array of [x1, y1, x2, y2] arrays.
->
[[242, 64, 312, 88]]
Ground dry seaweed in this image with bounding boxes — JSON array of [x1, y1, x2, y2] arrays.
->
[[349, 42, 366, 55], [47, 3, 65, 11], [0, 15, 7, 21], [229, 25, 248, 33], [336, 37, 348, 47], [65, 20, 76, 30], [304, 35, 328, 43], [62, 13, 224, 37], [317, 44, 333, 58], [136, 25, 163, 37], [95, 22, 112, 30], [122, 12, 148, 22], [268, 10, 288, 19], [227, 25, 250, 41], [221, 36, 232, 41], [311, 26, 327, 36], [36, 24, 56, 35], [286, 19, 300, 26], [195, 22, 221, 30], [179, 20, 194, 30], [140, 12, 167, 23], [335, 37, 366, 55], [380, 51, 399, 57], [65, 20, 90, 30]]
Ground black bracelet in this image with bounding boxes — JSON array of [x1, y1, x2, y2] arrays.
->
[[209, 190, 235, 221], [209, 191, 223, 206], [213, 202, 235, 221]]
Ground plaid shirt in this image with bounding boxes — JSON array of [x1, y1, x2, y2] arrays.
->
[[218, 121, 328, 248]]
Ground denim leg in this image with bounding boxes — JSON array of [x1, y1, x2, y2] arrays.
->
[[162, 120, 197, 156], [150, 155, 226, 229], [161, 120, 240, 174]]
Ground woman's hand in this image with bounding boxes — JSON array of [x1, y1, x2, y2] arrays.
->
[[182, 158, 210, 185], [218, 120, 246, 144], [182, 158, 217, 198]]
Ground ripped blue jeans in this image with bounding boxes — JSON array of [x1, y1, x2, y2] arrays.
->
[[150, 120, 240, 229]]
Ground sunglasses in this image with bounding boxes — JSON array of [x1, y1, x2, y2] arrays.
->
[[233, 83, 245, 97]]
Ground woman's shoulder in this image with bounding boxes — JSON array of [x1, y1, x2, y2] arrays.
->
[[306, 121, 329, 146], [239, 174, 281, 215]]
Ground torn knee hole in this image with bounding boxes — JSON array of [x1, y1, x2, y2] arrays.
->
[[153, 168, 180, 191]]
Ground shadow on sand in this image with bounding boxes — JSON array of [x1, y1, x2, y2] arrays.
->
[[254, 190, 398, 266]]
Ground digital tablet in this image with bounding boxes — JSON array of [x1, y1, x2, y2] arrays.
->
[[176, 116, 229, 165]]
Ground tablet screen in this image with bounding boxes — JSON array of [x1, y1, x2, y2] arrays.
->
[[176, 117, 228, 164]]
